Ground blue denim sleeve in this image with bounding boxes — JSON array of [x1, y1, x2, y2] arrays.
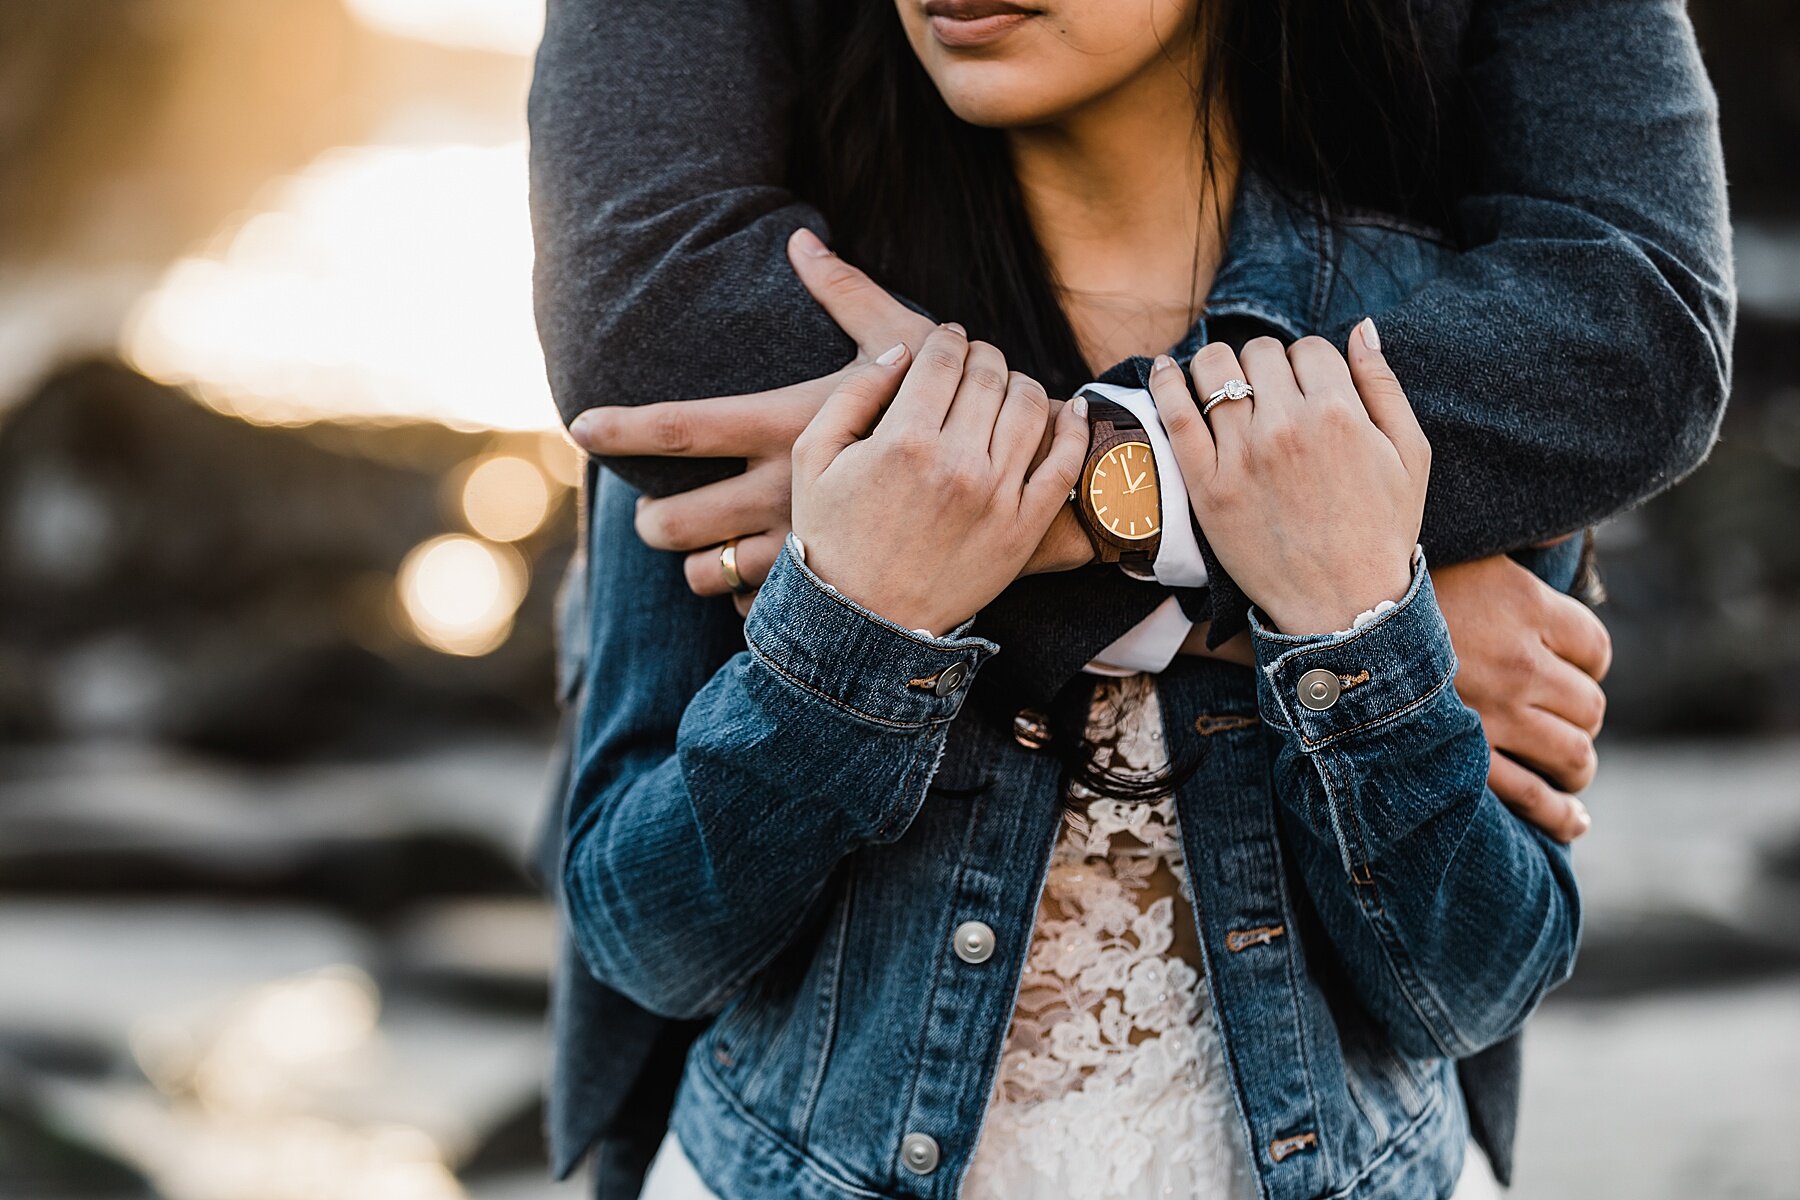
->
[[561, 475, 995, 1019], [1250, 556, 1582, 1060], [1349, 0, 1734, 565]]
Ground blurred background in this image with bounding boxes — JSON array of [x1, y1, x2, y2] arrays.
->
[[0, 2, 1794, 1198]]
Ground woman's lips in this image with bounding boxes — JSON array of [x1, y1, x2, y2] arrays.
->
[[923, 0, 1039, 48]]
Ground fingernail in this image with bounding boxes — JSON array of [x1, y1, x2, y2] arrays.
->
[[1072, 394, 1088, 419], [943, 322, 966, 335], [569, 410, 597, 441], [875, 342, 906, 366], [1572, 797, 1592, 831], [1360, 317, 1381, 352], [794, 227, 833, 257], [1152, 354, 1176, 373]]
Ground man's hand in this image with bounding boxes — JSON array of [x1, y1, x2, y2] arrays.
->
[[1433, 554, 1611, 843]]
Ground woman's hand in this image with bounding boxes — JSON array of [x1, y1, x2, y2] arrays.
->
[[790, 325, 1089, 636], [567, 231, 1092, 609], [1150, 323, 1428, 637]]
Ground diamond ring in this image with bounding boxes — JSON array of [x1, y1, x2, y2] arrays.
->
[[1202, 378, 1253, 416]]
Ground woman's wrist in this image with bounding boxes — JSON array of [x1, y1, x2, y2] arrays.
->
[[1257, 553, 1416, 637]]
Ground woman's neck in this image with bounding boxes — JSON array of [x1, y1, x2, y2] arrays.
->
[[1009, 67, 1237, 374]]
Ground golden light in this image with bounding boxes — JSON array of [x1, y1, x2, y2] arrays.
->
[[396, 534, 527, 656], [459, 454, 551, 542], [123, 144, 554, 432], [342, 0, 544, 56]]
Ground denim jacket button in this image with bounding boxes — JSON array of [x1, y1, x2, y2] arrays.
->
[[934, 661, 969, 696], [900, 1132, 940, 1174], [953, 920, 996, 964], [1297, 668, 1341, 711]]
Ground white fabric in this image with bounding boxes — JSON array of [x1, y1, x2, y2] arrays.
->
[[641, 1129, 720, 1200], [1080, 595, 1194, 677], [1077, 383, 1205, 675], [1079, 383, 1210, 590]]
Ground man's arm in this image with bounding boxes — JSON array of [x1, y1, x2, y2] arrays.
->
[[1357, 0, 1733, 563], [529, 0, 848, 496]]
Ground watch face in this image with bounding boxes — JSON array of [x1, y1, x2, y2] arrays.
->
[[1085, 440, 1159, 542]]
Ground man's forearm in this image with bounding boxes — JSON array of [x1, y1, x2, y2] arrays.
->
[[529, 0, 850, 497], [1348, 0, 1732, 565]]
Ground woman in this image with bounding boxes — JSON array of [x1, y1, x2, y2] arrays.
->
[[554, 2, 1677, 1197]]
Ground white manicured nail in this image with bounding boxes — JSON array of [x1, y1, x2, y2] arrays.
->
[[875, 343, 906, 366], [1152, 354, 1176, 373], [1072, 395, 1087, 418], [1360, 318, 1381, 352]]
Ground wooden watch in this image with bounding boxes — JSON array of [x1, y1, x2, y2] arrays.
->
[[1072, 397, 1161, 570]]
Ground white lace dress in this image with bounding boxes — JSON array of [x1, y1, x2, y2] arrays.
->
[[961, 672, 1259, 1200]]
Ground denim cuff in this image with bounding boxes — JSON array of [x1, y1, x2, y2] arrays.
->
[[741, 535, 999, 729], [1249, 552, 1458, 751]]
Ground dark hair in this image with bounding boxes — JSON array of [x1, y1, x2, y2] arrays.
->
[[797, 0, 1462, 397], [794, 0, 1459, 799]]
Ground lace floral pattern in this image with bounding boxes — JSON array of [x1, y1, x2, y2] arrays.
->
[[963, 674, 1257, 1200]]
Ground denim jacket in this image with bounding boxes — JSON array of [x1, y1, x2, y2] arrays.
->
[[550, 171, 1598, 1200]]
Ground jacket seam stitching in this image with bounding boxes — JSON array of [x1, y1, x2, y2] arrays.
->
[[691, 1053, 889, 1199], [796, 865, 854, 1146], [1297, 667, 1457, 751], [745, 635, 944, 731], [1327, 742, 1466, 1059], [893, 780, 990, 1182], [1319, 1082, 1447, 1200]]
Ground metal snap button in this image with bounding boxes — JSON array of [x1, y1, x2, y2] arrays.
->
[[953, 920, 996, 964], [933, 661, 969, 696], [1012, 708, 1051, 749], [900, 1132, 940, 1175], [1297, 668, 1341, 711]]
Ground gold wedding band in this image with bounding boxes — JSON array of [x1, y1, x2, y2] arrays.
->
[[719, 537, 751, 594]]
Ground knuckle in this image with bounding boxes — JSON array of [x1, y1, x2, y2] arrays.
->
[[647, 407, 693, 454], [966, 365, 1008, 394], [1290, 335, 1337, 362], [1263, 420, 1306, 455], [1007, 371, 1047, 405], [923, 349, 964, 374], [823, 260, 866, 294], [1242, 335, 1284, 360]]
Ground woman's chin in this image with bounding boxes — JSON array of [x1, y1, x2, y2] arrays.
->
[[935, 74, 1076, 129]]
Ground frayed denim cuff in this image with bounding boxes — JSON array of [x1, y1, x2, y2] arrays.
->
[[740, 534, 998, 730], [1249, 551, 1459, 751]]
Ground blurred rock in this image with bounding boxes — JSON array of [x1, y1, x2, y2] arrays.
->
[[0, 361, 574, 758], [390, 899, 556, 1010], [0, 741, 549, 915]]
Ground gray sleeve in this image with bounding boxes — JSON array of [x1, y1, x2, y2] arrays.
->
[[528, 0, 853, 496], [1363, 0, 1734, 564]]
